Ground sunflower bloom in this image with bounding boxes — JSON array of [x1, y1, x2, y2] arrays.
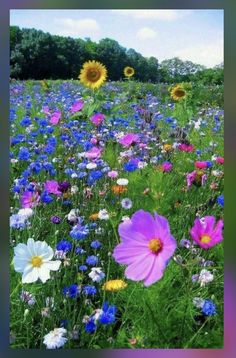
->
[[79, 60, 107, 89], [103, 279, 127, 291], [170, 85, 186, 101], [124, 66, 135, 78]]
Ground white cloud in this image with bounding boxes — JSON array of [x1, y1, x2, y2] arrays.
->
[[174, 40, 224, 68], [136, 27, 157, 41], [111, 10, 192, 21], [54, 18, 100, 38]]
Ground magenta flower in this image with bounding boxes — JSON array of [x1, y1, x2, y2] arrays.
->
[[216, 157, 224, 165], [186, 170, 207, 188], [90, 113, 105, 126], [20, 191, 40, 208], [49, 110, 61, 125], [162, 162, 173, 172], [84, 146, 102, 159], [42, 106, 50, 115], [178, 143, 195, 152], [119, 133, 140, 147], [44, 180, 62, 196], [71, 100, 84, 113], [190, 216, 224, 249], [113, 210, 177, 286], [195, 161, 208, 169]]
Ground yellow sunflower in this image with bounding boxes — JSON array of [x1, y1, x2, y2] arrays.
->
[[170, 85, 186, 101], [79, 60, 107, 89], [102, 279, 127, 292], [124, 66, 135, 78]]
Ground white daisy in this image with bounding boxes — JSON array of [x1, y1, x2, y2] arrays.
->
[[43, 328, 67, 349], [13, 238, 61, 284]]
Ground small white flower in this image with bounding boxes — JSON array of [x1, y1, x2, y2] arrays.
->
[[43, 328, 67, 349], [121, 198, 133, 209], [71, 185, 78, 195], [13, 238, 61, 284], [18, 208, 34, 220], [98, 209, 109, 220], [193, 297, 205, 308], [198, 269, 214, 287], [117, 178, 129, 186], [67, 209, 79, 223], [71, 173, 78, 178], [88, 267, 105, 283], [86, 162, 97, 170]]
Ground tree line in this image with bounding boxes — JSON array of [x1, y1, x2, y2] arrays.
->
[[10, 26, 223, 85]]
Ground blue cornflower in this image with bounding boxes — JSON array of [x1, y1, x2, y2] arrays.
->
[[206, 161, 213, 168], [86, 255, 98, 266], [78, 265, 87, 271], [18, 147, 30, 161], [99, 302, 117, 325], [83, 285, 97, 296], [76, 247, 86, 255], [70, 223, 89, 240], [90, 240, 102, 249], [41, 191, 53, 204], [217, 194, 224, 207], [20, 117, 31, 127], [56, 240, 72, 253], [84, 318, 96, 333], [62, 284, 80, 299], [123, 160, 138, 172], [202, 299, 217, 316]]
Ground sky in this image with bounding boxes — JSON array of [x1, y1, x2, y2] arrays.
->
[[10, 9, 224, 68]]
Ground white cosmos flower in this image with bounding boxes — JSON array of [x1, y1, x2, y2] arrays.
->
[[13, 238, 61, 284], [116, 178, 129, 186], [43, 328, 67, 349], [86, 162, 97, 170]]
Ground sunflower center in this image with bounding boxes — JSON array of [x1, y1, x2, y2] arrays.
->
[[31, 256, 43, 267], [201, 235, 211, 244], [175, 89, 185, 98], [148, 239, 162, 254], [87, 69, 101, 82]]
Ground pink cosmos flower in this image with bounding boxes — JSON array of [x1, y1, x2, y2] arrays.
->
[[71, 100, 84, 113], [44, 180, 62, 196], [119, 133, 140, 147], [178, 143, 195, 152], [190, 216, 224, 249], [113, 210, 177, 286], [42, 106, 50, 115], [20, 191, 40, 208], [195, 161, 208, 169], [162, 162, 173, 172], [90, 113, 105, 126], [107, 170, 118, 178], [90, 137, 98, 144], [49, 110, 61, 125], [216, 157, 224, 165], [186, 171, 207, 188], [84, 147, 102, 160]]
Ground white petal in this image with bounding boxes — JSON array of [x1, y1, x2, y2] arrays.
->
[[22, 266, 39, 283], [13, 257, 30, 272], [14, 243, 31, 259], [27, 238, 37, 256], [41, 247, 54, 261], [43, 260, 61, 271], [38, 266, 51, 283]]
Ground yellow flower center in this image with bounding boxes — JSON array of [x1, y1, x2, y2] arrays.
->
[[201, 235, 211, 244], [148, 239, 162, 254], [31, 256, 43, 267]]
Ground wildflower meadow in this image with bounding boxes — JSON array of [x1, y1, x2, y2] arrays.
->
[[10, 14, 224, 349]]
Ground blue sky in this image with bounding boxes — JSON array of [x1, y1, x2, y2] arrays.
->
[[10, 9, 224, 68]]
